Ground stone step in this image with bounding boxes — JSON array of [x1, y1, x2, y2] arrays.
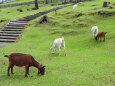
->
[[8, 22, 28, 25], [2, 29, 23, 31], [18, 18, 31, 21], [0, 33, 21, 37], [6, 24, 26, 27], [0, 31, 22, 34], [0, 36, 17, 39], [10, 20, 28, 23], [8, 21, 28, 24], [4, 26, 24, 29], [0, 39, 16, 42]]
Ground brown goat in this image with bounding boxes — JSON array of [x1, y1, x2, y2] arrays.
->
[[4, 53, 45, 77], [95, 32, 107, 41]]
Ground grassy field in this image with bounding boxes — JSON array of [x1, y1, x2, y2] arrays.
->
[[0, 0, 115, 86], [0, 0, 72, 6], [0, 4, 65, 29]]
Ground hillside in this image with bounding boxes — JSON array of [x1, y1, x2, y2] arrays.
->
[[0, 0, 115, 86], [0, 0, 72, 6]]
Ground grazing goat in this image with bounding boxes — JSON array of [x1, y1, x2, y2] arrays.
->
[[91, 26, 99, 39], [95, 32, 107, 41], [4, 53, 45, 77], [73, 4, 78, 9], [50, 37, 66, 56]]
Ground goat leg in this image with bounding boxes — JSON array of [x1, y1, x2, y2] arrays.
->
[[103, 36, 105, 41], [25, 66, 28, 77], [11, 65, 14, 74], [27, 67, 30, 75], [58, 47, 61, 56], [8, 62, 12, 76], [7, 67, 10, 76]]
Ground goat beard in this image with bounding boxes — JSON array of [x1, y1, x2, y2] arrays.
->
[[37, 71, 40, 76]]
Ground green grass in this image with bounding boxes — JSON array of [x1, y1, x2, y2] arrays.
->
[[0, 0, 72, 6], [0, 0, 34, 5], [0, 4, 67, 29], [0, 0, 115, 86], [0, 4, 60, 20]]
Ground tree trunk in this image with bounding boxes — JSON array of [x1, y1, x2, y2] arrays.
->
[[35, 0, 39, 9], [103, 2, 110, 7], [46, 0, 48, 4], [77, 0, 81, 3], [70, 0, 72, 3]]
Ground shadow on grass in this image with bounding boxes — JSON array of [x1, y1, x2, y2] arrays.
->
[[0, 73, 43, 81], [48, 52, 59, 57], [83, 37, 107, 49]]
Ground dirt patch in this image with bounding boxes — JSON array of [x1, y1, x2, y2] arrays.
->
[[0, 59, 6, 65], [0, 43, 12, 49], [48, 57, 55, 60]]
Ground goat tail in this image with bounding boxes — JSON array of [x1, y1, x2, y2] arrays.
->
[[4, 55, 8, 57], [62, 36, 64, 40]]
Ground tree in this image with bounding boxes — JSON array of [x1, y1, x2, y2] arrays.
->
[[35, 0, 39, 9], [70, 0, 72, 3], [46, 0, 48, 4]]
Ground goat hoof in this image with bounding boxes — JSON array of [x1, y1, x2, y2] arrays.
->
[[25, 75, 27, 77], [11, 72, 14, 74], [8, 74, 10, 76]]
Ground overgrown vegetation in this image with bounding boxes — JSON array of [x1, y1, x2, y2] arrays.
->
[[0, 0, 115, 86]]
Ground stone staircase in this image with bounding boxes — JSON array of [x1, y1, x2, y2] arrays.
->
[[0, 20, 28, 43], [0, 5, 72, 44]]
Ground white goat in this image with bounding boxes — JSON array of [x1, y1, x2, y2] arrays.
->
[[50, 37, 66, 56], [73, 4, 78, 9], [91, 26, 99, 39]]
